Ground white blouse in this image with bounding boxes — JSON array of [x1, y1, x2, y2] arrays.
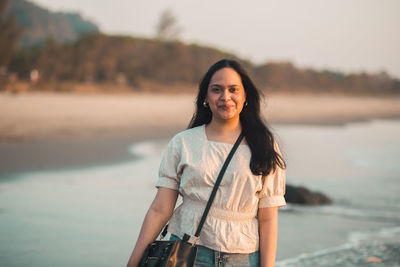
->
[[155, 124, 286, 253]]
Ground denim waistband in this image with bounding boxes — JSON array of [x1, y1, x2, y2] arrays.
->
[[169, 234, 260, 267]]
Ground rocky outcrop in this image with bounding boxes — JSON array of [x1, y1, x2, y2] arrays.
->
[[285, 184, 332, 205]]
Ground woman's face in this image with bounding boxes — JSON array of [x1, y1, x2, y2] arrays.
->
[[206, 67, 246, 122]]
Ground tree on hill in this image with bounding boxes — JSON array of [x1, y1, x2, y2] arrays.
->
[[156, 9, 181, 41], [0, 0, 23, 70], [6, 33, 400, 95]]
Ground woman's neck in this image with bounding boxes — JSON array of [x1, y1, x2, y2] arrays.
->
[[207, 118, 242, 135]]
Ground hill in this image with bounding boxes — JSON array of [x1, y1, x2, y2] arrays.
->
[[7, 33, 399, 95], [3, 0, 98, 48], [2, 0, 399, 95]]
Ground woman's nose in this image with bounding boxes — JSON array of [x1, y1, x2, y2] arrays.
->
[[221, 90, 231, 101]]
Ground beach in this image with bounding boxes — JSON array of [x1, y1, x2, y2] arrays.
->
[[1, 91, 400, 142], [1, 91, 400, 174], [1, 92, 400, 266]]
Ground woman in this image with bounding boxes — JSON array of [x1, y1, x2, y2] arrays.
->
[[127, 59, 286, 267]]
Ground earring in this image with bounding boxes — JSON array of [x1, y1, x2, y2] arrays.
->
[[203, 100, 209, 108], [244, 101, 248, 107]]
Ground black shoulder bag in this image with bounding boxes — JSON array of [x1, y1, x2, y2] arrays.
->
[[139, 132, 244, 267]]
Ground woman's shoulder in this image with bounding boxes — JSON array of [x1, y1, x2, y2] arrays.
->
[[169, 124, 205, 145]]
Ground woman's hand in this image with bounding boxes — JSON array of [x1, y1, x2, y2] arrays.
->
[[126, 187, 179, 267]]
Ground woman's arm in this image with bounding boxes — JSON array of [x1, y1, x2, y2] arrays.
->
[[258, 206, 279, 267], [126, 187, 179, 267]]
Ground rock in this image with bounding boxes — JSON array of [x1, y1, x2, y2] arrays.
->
[[285, 184, 332, 205]]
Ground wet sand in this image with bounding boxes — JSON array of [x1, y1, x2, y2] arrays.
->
[[1, 91, 400, 174]]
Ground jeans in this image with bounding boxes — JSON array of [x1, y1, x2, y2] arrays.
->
[[169, 234, 260, 267]]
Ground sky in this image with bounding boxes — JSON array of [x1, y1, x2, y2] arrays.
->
[[31, 0, 400, 78]]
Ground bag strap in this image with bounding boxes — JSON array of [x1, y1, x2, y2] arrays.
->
[[160, 131, 245, 241], [194, 131, 244, 237]]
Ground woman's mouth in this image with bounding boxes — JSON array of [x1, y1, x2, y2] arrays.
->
[[218, 104, 232, 110]]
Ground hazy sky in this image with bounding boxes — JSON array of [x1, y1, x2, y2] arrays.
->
[[31, 0, 400, 78]]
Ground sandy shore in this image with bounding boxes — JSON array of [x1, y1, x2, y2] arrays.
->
[[1, 92, 400, 142], [1, 92, 400, 174]]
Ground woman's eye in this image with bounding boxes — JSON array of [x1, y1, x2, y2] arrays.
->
[[211, 88, 220, 92], [230, 88, 238, 92]]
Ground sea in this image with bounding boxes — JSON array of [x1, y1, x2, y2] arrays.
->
[[0, 119, 399, 267]]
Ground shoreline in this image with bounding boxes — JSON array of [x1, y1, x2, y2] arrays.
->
[[277, 226, 400, 267], [1, 91, 400, 143], [2, 117, 399, 179], [1, 92, 400, 175], [0, 128, 181, 178]]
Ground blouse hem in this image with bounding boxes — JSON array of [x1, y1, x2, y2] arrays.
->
[[155, 177, 179, 191]]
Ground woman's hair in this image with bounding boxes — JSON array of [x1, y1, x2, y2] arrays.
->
[[188, 58, 286, 176]]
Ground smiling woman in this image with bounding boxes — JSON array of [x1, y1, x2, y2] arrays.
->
[[127, 59, 286, 267]]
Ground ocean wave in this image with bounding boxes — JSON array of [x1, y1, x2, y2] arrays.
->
[[277, 226, 400, 267], [282, 204, 400, 222], [128, 141, 162, 158]]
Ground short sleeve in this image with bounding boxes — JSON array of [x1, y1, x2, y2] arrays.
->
[[155, 136, 181, 191], [258, 141, 286, 208]]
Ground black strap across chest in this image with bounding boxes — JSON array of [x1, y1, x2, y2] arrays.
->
[[161, 131, 245, 241], [194, 131, 244, 237]]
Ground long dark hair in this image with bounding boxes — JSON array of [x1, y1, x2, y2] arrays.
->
[[188, 59, 286, 176]]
